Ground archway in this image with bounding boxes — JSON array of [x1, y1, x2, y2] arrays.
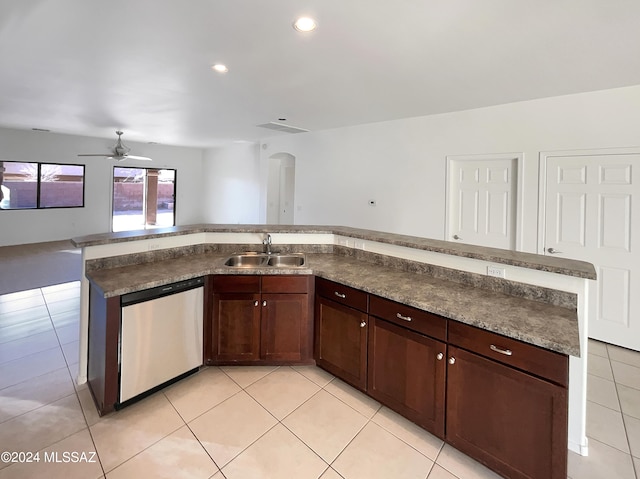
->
[[266, 152, 295, 224]]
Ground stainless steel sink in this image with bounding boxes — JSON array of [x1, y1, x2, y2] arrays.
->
[[224, 252, 306, 268], [267, 253, 305, 267], [224, 253, 268, 267]]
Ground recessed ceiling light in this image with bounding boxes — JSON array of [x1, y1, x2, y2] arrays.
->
[[293, 17, 317, 32], [212, 64, 229, 73]]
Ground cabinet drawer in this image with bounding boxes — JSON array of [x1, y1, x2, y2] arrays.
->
[[262, 275, 309, 293], [316, 277, 368, 312], [212, 275, 260, 293], [448, 321, 568, 387], [369, 295, 447, 341]]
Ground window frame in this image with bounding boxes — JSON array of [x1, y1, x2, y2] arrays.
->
[[0, 161, 86, 210], [111, 166, 177, 232]]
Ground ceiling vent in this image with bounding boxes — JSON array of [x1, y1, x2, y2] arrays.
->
[[256, 122, 309, 134]]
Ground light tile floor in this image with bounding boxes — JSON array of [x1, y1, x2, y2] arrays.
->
[[0, 282, 638, 478]]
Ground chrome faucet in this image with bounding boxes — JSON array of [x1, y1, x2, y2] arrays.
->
[[263, 234, 273, 255]]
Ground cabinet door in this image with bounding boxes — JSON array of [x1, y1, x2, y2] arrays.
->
[[261, 293, 309, 361], [446, 346, 568, 479], [368, 317, 446, 437], [213, 293, 261, 361], [315, 296, 368, 390]]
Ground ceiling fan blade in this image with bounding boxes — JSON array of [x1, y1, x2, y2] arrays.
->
[[122, 155, 153, 161], [77, 131, 151, 161]]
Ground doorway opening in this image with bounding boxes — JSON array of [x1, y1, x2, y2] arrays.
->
[[266, 153, 296, 224], [112, 167, 176, 232]]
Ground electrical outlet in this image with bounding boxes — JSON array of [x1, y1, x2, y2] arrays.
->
[[337, 237, 348, 246], [487, 265, 506, 278]]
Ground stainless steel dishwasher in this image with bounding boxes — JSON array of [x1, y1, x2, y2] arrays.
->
[[118, 277, 204, 407]]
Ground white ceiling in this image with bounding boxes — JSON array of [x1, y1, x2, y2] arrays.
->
[[1, 0, 639, 148]]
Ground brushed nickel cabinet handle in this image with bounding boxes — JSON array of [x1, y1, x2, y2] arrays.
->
[[396, 312, 412, 322], [453, 234, 461, 240], [334, 291, 346, 299], [490, 344, 513, 356], [547, 247, 563, 254]]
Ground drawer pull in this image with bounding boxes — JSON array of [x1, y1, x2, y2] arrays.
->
[[437, 352, 444, 361], [396, 312, 412, 322], [254, 300, 259, 306], [490, 344, 513, 356], [334, 291, 346, 299], [360, 321, 367, 328], [262, 300, 267, 307], [448, 357, 456, 365]]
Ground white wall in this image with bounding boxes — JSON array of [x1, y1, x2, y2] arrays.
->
[[0, 127, 205, 246], [4, 85, 640, 247], [201, 143, 261, 224], [259, 85, 640, 253]]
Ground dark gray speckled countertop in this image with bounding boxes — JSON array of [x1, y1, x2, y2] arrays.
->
[[86, 252, 580, 357], [72, 224, 596, 280]]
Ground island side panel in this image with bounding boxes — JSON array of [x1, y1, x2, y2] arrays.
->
[[88, 285, 120, 415]]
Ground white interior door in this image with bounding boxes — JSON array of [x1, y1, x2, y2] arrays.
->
[[543, 152, 640, 351], [447, 155, 519, 249]]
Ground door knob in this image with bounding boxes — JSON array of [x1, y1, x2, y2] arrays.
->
[[547, 247, 563, 254], [453, 234, 461, 240]]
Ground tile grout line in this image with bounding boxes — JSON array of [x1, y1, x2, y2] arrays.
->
[[272, 367, 446, 476], [45, 283, 106, 477], [163, 390, 227, 477], [604, 344, 638, 479], [607, 347, 640, 479], [45, 284, 107, 478], [216, 366, 368, 476]]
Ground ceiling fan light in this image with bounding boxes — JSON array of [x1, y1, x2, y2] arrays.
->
[[293, 17, 317, 32]]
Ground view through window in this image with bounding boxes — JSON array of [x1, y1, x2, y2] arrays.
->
[[0, 161, 85, 209], [112, 167, 176, 232]]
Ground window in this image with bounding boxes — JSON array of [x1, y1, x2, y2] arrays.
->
[[0, 161, 85, 210], [112, 167, 176, 232]]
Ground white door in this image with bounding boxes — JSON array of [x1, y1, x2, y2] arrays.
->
[[543, 152, 640, 351], [447, 155, 519, 249]]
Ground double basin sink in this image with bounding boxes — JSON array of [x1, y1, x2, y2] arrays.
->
[[224, 252, 306, 268]]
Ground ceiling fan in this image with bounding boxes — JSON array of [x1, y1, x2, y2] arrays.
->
[[78, 130, 152, 161]]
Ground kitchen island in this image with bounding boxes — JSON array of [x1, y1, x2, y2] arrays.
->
[[73, 224, 595, 469]]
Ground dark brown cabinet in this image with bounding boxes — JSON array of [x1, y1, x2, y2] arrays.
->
[[367, 296, 447, 437], [313, 279, 569, 479], [211, 275, 312, 364], [447, 322, 568, 479], [213, 291, 261, 361], [315, 278, 368, 391]]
